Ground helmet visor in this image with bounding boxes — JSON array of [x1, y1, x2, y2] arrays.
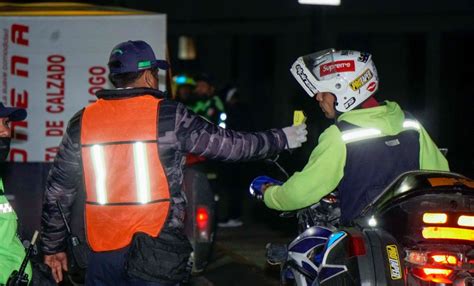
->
[[290, 48, 338, 97]]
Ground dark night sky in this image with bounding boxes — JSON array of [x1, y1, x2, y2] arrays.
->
[[5, 0, 474, 176]]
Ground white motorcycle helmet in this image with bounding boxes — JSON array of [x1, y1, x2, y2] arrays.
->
[[290, 49, 379, 113]]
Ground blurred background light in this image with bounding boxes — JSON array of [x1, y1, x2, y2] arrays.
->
[[178, 35, 197, 60], [298, 0, 341, 6]]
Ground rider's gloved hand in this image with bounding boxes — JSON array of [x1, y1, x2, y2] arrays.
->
[[282, 124, 308, 149], [250, 176, 283, 200]]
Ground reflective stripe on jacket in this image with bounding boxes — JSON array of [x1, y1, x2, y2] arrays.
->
[[81, 95, 170, 252]]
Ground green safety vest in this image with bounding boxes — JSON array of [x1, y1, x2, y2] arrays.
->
[[190, 96, 225, 122], [0, 179, 32, 284]]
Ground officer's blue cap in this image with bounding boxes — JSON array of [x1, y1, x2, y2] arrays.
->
[[108, 40, 170, 74], [0, 103, 27, 121]]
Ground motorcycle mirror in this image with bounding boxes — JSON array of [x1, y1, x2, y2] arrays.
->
[[264, 155, 290, 179]]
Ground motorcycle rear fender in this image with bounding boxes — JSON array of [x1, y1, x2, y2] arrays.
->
[[360, 228, 405, 286], [318, 227, 405, 286]]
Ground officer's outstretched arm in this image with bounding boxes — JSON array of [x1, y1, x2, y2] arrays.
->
[[175, 102, 289, 162]]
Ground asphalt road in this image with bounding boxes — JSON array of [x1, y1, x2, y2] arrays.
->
[[190, 246, 279, 286], [191, 202, 296, 286]]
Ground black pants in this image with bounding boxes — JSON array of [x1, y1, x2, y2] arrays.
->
[[85, 246, 177, 286]]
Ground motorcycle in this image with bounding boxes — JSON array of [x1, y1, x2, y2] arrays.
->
[[259, 170, 474, 286], [182, 163, 217, 274]]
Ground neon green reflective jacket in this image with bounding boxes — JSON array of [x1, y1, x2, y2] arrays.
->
[[0, 179, 32, 284], [264, 101, 449, 211], [190, 96, 225, 124]]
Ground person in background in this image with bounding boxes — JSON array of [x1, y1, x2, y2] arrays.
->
[[172, 74, 197, 106], [41, 40, 308, 285], [0, 103, 32, 284], [191, 73, 226, 127]]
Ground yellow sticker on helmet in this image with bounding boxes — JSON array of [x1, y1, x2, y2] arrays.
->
[[350, 69, 373, 91]]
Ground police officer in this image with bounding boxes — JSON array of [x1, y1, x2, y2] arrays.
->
[[41, 40, 308, 285], [252, 49, 449, 224], [0, 103, 31, 284]]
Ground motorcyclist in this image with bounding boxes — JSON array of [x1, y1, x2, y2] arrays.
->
[[251, 49, 449, 224]]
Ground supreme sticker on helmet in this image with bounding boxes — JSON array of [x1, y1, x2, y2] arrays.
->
[[350, 69, 373, 91], [319, 60, 355, 77], [386, 245, 402, 280]]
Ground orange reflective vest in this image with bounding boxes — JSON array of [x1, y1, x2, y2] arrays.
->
[[80, 95, 170, 252]]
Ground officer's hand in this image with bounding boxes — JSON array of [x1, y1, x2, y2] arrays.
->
[[44, 252, 68, 283], [282, 124, 308, 149], [250, 176, 283, 200]]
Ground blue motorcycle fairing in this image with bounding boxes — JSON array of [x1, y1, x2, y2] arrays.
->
[[317, 231, 349, 283], [289, 237, 328, 255], [325, 231, 346, 250], [289, 226, 333, 249], [289, 226, 333, 266], [284, 226, 335, 285]]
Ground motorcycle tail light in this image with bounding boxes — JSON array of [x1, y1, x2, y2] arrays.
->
[[196, 205, 211, 241], [196, 206, 209, 230], [423, 213, 447, 224], [422, 227, 474, 242], [412, 267, 453, 284], [423, 268, 453, 276], [406, 251, 459, 266], [349, 235, 366, 256], [430, 254, 457, 265], [406, 250, 428, 265], [458, 215, 474, 227]]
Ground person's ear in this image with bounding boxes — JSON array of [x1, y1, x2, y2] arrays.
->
[[144, 70, 155, 88]]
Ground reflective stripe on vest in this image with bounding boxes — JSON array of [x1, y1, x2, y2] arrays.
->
[[341, 119, 421, 143], [81, 95, 170, 252], [0, 202, 13, 214], [89, 142, 153, 205], [90, 144, 107, 205]]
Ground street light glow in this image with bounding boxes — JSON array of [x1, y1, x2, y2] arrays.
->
[[298, 0, 341, 5]]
